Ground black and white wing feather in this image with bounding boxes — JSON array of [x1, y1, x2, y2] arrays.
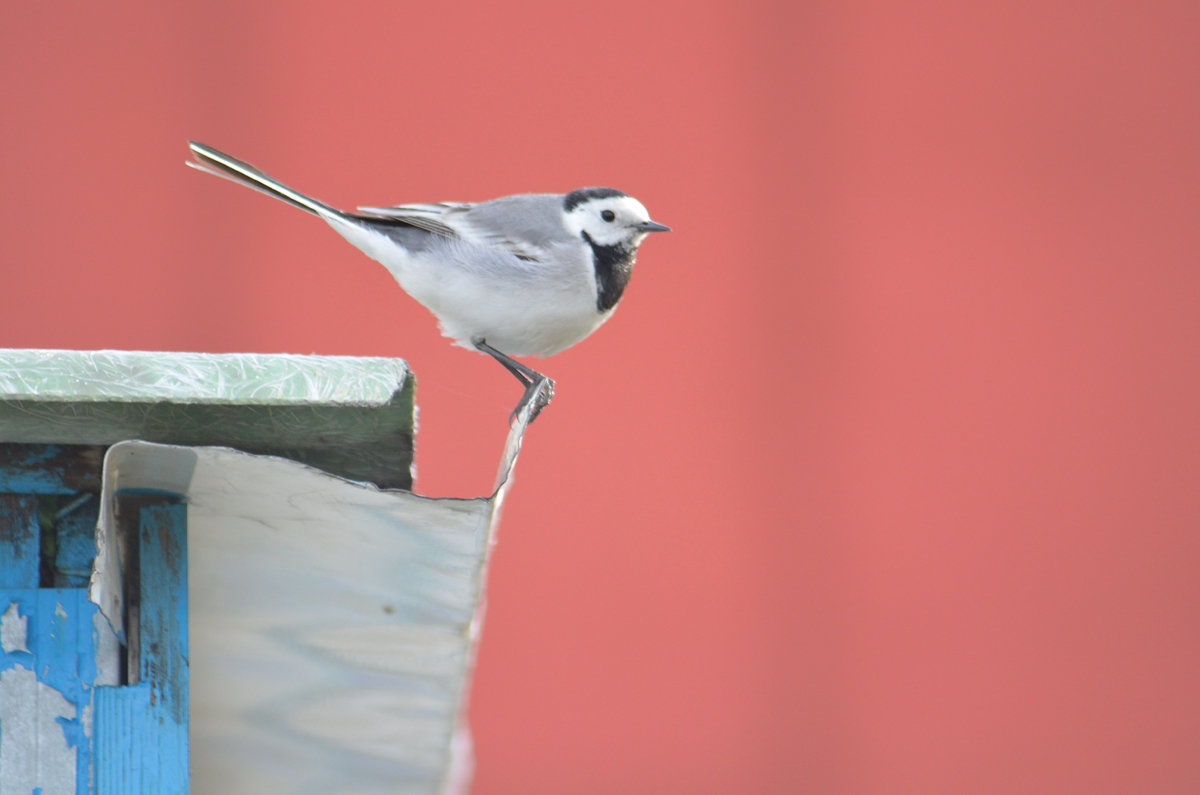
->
[[358, 194, 570, 263]]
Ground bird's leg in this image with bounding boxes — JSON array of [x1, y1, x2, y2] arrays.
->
[[473, 338, 555, 422]]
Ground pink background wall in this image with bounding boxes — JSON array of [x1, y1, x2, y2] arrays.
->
[[2, 3, 1197, 792]]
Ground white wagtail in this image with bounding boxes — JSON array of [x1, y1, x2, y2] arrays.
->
[[187, 142, 669, 420]]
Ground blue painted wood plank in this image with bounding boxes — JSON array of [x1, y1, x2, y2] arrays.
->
[[94, 502, 188, 794], [0, 444, 102, 495], [136, 504, 188, 725], [0, 494, 40, 588], [55, 496, 99, 588], [0, 588, 99, 795], [95, 684, 155, 795]]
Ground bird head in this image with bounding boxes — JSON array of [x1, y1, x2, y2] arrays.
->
[[563, 187, 670, 249]]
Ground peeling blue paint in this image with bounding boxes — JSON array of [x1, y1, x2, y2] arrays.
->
[[0, 590, 96, 793], [2, 446, 190, 793]]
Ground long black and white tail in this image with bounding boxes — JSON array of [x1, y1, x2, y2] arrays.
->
[[187, 141, 427, 287], [187, 141, 343, 219]]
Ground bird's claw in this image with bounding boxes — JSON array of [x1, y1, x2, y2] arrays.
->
[[512, 375, 555, 424], [474, 337, 556, 424]]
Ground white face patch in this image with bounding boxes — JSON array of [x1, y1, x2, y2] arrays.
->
[[565, 195, 654, 248]]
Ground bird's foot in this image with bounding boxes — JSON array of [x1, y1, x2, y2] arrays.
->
[[473, 337, 556, 424], [513, 374, 555, 424]]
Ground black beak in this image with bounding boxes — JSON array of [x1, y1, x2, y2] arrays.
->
[[637, 219, 672, 233]]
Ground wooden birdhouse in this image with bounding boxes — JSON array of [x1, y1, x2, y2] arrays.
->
[[0, 348, 537, 794]]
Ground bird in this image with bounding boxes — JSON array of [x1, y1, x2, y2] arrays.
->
[[186, 141, 670, 421]]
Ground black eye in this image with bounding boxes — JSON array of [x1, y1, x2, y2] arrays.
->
[[601, 209, 616, 222]]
